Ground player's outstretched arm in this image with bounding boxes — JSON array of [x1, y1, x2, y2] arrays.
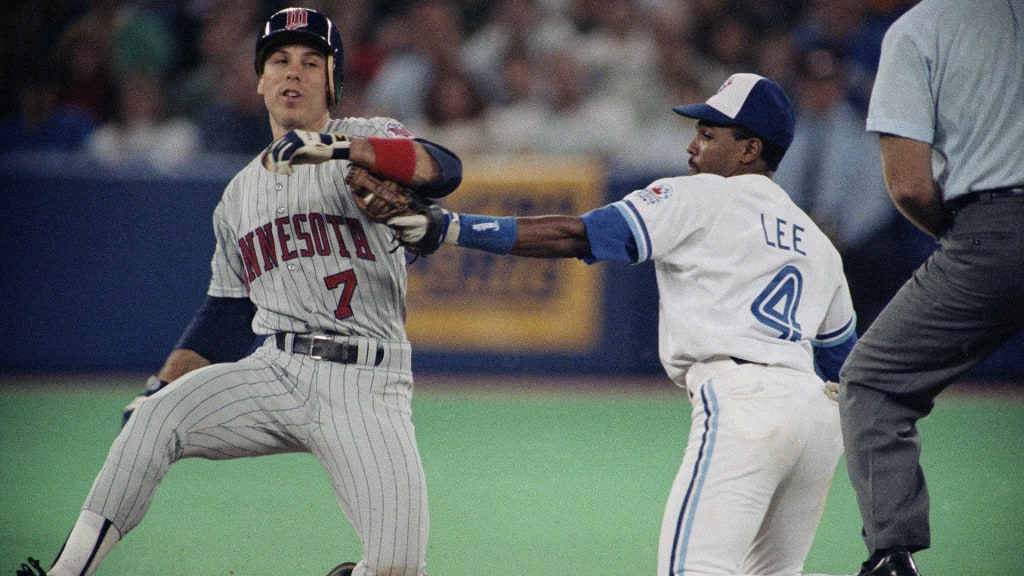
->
[[511, 216, 590, 258], [388, 211, 590, 259]]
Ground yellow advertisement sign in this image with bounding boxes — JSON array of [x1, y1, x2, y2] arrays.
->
[[407, 155, 606, 352]]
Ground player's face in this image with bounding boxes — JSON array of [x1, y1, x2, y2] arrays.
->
[[685, 122, 755, 177], [258, 44, 331, 137]]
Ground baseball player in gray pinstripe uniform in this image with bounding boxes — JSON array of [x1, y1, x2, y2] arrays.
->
[[17, 8, 461, 576]]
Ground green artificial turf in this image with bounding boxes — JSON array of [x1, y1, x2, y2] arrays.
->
[[2, 377, 1021, 575]]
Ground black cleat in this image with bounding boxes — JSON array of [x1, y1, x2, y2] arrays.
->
[[325, 561, 356, 576], [857, 549, 921, 576], [17, 558, 47, 576]]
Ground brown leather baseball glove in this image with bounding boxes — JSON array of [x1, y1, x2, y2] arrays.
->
[[345, 165, 416, 222], [345, 165, 446, 255]]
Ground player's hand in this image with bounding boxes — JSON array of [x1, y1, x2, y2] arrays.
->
[[387, 208, 458, 255], [824, 380, 840, 402], [122, 375, 169, 427], [263, 130, 351, 175]]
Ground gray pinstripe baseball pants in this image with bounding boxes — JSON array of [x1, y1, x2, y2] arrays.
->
[[83, 337, 428, 576]]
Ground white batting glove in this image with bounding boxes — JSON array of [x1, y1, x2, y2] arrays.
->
[[388, 210, 458, 249], [263, 130, 351, 175]]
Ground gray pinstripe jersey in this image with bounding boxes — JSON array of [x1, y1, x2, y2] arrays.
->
[[209, 117, 411, 341], [76, 117, 430, 576]]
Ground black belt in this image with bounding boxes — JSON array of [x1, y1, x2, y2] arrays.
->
[[275, 333, 385, 366], [947, 186, 1024, 211]]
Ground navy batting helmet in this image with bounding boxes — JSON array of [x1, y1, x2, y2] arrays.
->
[[255, 7, 344, 105]]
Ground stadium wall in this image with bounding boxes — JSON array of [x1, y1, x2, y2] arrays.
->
[[2, 152, 1020, 380]]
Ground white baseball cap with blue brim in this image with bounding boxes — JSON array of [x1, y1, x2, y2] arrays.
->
[[672, 73, 795, 151]]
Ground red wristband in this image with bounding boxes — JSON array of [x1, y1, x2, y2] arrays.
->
[[367, 137, 417, 185]]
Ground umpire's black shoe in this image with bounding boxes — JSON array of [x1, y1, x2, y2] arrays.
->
[[857, 549, 921, 576], [16, 557, 47, 576], [324, 561, 356, 576]]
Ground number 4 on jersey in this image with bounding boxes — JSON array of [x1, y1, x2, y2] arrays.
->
[[751, 265, 803, 341]]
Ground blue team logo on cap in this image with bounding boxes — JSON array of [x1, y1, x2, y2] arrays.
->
[[672, 73, 795, 151]]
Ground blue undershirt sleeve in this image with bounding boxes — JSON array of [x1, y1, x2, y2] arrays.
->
[[413, 138, 462, 198], [579, 203, 640, 264], [175, 295, 258, 364], [813, 327, 857, 382]]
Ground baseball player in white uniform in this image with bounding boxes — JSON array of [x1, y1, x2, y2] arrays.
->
[[388, 73, 858, 575], [18, 8, 461, 576]]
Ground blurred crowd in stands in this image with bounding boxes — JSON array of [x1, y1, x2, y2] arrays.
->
[[0, 0, 933, 332]]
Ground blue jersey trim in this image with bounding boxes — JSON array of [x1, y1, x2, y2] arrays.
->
[[670, 381, 720, 574], [579, 201, 649, 264], [816, 315, 857, 344], [812, 325, 857, 382], [617, 200, 651, 262], [413, 138, 462, 197]]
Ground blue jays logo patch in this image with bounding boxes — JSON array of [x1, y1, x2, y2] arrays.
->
[[636, 182, 673, 205]]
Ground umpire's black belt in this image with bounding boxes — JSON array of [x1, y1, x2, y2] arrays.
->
[[947, 186, 1024, 211], [275, 333, 385, 366]]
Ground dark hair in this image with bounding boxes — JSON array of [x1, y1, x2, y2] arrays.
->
[[727, 124, 787, 172]]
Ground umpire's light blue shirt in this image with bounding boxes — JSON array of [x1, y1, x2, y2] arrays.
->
[[866, 0, 1024, 202]]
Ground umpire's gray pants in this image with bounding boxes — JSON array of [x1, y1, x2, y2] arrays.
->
[[838, 194, 1024, 554]]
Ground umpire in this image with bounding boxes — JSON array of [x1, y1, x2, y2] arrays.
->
[[839, 1, 1024, 575]]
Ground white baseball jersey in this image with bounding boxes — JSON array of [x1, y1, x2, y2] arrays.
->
[[582, 173, 855, 575], [588, 172, 855, 387]]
